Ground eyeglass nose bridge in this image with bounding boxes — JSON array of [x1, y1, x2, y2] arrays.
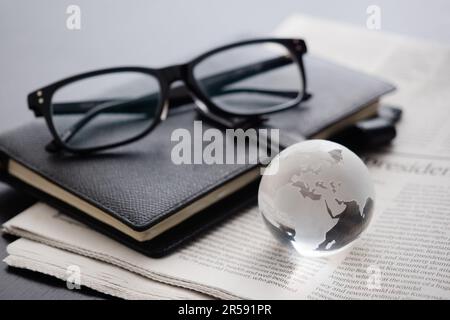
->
[[159, 64, 189, 84], [158, 64, 195, 121]]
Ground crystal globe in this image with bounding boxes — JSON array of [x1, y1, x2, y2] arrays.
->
[[258, 140, 375, 257]]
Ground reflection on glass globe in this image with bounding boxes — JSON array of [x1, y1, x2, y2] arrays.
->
[[258, 140, 375, 257]]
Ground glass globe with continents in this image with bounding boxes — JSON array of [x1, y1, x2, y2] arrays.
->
[[258, 140, 375, 257]]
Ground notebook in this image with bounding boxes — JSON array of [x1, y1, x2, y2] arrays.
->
[[0, 56, 395, 257]]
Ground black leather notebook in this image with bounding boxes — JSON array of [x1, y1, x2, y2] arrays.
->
[[0, 56, 394, 257]]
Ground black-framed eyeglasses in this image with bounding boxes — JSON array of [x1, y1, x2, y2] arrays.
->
[[28, 38, 311, 154]]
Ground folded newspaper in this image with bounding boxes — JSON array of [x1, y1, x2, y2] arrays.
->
[[5, 238, 208, 300], [3, 14, 450, 299]]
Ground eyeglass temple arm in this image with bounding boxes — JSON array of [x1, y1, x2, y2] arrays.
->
[[51, 100, 132, 145], [211, 87, 299, 99], [196, 55, 298, 96], [45, 96, 155, 151], [171, 54, 311, 104], [47, 88, 302, 150]]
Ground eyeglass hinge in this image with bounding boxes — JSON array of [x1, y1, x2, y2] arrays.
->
[[27, 90, 45, 117]]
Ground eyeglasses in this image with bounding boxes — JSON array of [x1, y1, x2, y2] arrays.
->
[[28, 38, 310, 154]]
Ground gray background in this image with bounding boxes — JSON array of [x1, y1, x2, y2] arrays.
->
[[1, 0, 450, 132], [0, 0, 449, 299]]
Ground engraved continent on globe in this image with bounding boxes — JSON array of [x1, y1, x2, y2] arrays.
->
[[258, 140, 375, 257]]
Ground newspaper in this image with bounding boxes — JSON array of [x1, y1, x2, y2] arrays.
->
[[3, 14, 450, 299], [4, 238, 208, 300], [3, 154, 450, 299], [275, 14, 450, 160]]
